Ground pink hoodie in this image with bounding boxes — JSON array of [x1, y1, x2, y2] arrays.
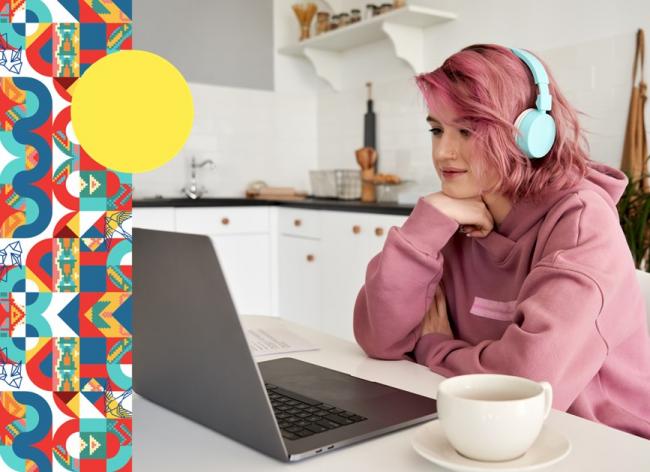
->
[[354, 162, 650, 439]]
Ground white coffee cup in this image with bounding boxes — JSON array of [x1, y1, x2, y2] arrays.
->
[[436, 374, 553, 462]]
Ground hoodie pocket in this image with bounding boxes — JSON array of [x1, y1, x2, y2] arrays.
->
[[469, 297, 518, 321]]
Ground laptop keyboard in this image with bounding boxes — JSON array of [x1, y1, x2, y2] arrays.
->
[[265, 383, 367, 441]]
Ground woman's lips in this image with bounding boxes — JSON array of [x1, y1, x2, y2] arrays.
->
[[442, 170, 467, 179]]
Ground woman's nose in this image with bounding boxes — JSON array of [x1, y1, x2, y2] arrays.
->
[[435, 135, 459, 159]]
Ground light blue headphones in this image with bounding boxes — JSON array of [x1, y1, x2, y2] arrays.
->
[[509, 47, 556, 159]]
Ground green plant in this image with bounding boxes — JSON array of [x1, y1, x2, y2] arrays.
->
[[617, 162, 650, 272]]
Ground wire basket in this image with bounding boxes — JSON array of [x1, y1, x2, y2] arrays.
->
[[309, 170, 338, 198], [334, 169, 361, 200], [310, 169, 361, 199]]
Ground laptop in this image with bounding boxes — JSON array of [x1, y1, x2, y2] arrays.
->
[[133, 228, 437, 462]]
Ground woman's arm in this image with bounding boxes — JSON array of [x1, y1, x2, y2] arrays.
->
[[353, 198, 459, 360], [414, 261, 608, 411]]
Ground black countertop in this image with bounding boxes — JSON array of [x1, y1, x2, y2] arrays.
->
[[133, 197, 415, 216]]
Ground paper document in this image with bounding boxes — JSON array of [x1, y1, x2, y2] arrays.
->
[[246, 327, 319, 357]]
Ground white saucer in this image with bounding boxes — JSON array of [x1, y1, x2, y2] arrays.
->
[[411, 421, 571, 472]]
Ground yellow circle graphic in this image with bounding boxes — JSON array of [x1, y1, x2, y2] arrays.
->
[[71, 50, 194, 173]]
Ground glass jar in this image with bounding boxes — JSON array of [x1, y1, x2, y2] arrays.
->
[[350, 9, 361, 23], [379, 3, 392, 14], [329, 14, 339, 30], [339, 12, 350, 26], [316, 11, 330, 34], [365, 4, 377, 19]]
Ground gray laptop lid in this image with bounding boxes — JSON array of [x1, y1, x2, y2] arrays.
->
[[133, 228, 288, 460]]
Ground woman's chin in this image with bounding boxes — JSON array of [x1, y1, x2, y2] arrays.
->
[[442, 185, 480, 199]]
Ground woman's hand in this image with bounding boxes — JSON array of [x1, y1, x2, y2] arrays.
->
[[423, 192, 494, 238], [420, 282, 453, 337]]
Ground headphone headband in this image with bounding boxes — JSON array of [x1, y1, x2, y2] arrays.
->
[[510, 47, 553, 112]]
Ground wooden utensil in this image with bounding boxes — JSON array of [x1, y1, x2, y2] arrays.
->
[[356, 147, 377, 202]]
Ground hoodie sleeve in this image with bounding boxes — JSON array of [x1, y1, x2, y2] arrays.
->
[[414, 191, 614, 411], [353, 198, 459, 360]]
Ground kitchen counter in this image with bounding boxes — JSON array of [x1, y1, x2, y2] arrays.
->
[[133, 197, 415, 216]]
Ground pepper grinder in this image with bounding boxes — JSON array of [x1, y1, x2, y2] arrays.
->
[[364, 82, 377, 172], [356, 147, 377, 202]]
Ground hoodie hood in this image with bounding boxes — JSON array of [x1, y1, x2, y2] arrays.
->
[[494, 161, 627, 241]]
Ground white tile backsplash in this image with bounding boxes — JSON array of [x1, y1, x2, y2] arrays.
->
[[134, 83, 318, 198]]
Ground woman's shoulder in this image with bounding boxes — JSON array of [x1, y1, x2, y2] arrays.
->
[[537, 188, 628, 271], [543, 187, 620, 235]]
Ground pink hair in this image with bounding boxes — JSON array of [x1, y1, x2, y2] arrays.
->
[[416, 44, 590, 203]]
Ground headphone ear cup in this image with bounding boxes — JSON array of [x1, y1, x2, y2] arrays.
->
[[514, 109, 557, 159]]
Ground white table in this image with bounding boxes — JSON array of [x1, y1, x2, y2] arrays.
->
[[134, 315, 650, 471]]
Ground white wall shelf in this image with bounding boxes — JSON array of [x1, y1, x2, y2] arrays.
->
[[278, 4, 457, 90]]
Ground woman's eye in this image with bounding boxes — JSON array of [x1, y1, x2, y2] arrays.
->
[[460, 129, 472, 137], [429, 127, 442, 136]]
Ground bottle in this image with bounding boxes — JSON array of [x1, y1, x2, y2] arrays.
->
[[364, 82, 377, 170]]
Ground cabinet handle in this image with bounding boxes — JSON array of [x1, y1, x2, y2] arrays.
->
[[306, 254, 315, 262], [352, 225, 361, 234], [375, 227, 384, 237], [294, 219, 302, 227], [221, 217, 230, 225]]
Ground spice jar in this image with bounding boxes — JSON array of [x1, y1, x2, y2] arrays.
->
[[365, 4, 377, 19], [379, 3, 392, 14], [350, 9, 361, 23], [339, 12, 350, 26], [329, 14, 339, 30], [316, 11, 330, 34]]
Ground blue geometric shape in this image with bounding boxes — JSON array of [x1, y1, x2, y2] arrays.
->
[[57, 295, 80, 336], [56, 0, 79, 20], [82, 390, 104, 405], [112, 0, 132, 18], [80, 265, 106, 292], [112, 296, 131, 334], [80, 337, 106, 364], [40, 352, 52, 379], [26, 9, 38, 22], [38, 251, 51, 277], [80, 22, 106, 50], [41, 37, 52, 64]]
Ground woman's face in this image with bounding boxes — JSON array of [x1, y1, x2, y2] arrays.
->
[[427, 115, 497, 199]]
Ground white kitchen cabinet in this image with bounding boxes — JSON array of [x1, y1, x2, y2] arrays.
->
[[319, 211, 407, 341], [133, 204, 411, 339], [132, 207, 175, 231], [174, 207, 270, 235], [175, 207, 273, 316], [210, 233, 272, 316], [278, 235, 321, 330]]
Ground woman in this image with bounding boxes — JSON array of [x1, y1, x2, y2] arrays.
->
[[353, 44, 650, 439]]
